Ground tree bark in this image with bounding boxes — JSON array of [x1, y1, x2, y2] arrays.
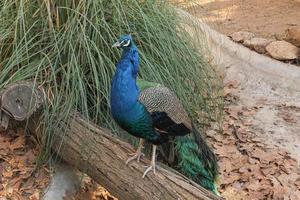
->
[[1, 82, 222, 200]]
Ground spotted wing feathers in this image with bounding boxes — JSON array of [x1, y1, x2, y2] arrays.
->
[[138, 85, 192, 134]]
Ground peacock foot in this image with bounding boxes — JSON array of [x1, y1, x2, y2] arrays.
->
[[125, 139, 144, 165], [142, 162, 156, 178], [125, 151, 144, 165], [142, 145, 157, 178]]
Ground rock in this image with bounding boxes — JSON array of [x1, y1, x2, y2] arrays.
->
[[229, 31, 255, 43], [243, 37, 275, 54], [284, 26, 300, 47], [43, 163, 81, 200], [266, 41, 300, 60]]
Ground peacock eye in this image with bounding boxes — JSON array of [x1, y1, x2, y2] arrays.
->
[[123, 40, 131, 47]]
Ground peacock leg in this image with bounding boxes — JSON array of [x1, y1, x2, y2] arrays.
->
[[142, 145, 157, 178], [126, 139, 145, 165]]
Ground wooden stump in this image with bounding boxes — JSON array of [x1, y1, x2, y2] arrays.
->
[[0, 82, 44, 130]]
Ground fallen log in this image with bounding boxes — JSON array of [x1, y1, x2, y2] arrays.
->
[[0, 82, 222, 200]]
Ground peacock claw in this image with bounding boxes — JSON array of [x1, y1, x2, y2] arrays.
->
[[142, 164, 156, 178], [125, 139, 144, 165], [142, 145, 157, 178], [125, 151, 144, 165]]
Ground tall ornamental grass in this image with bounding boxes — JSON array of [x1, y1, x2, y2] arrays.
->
[[0, 0, 222, 161]]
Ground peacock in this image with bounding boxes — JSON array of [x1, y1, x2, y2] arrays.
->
[[110, 34, 219, 194]]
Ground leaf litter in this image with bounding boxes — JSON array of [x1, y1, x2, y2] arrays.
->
[[0, 128, 116, 200], [0, 128, 50, 200], [207, 80, 300, 200]]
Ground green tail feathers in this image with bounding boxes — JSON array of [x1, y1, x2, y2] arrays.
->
[[175, 124, 219, 195]]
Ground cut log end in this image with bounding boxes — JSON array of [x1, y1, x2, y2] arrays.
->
[[0, 82, 44, 121]]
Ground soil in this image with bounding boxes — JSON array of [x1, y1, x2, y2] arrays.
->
[[184, 0, 300, 166], [180, 3, 300, 199], [188, 0, 300, 39]]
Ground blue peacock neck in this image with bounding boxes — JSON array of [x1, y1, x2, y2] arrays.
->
[[120, 45, 139, 79], [110, 44, 140, 115]]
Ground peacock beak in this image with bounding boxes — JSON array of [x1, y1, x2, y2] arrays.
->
[[112, 41, 121, 48]]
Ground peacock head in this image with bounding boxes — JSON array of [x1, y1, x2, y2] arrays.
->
[[112, 34, 134, 50]]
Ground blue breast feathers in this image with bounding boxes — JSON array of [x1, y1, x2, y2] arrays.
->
[[110, 46, 139, 113]]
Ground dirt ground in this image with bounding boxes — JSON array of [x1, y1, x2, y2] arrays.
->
[[181, 1, 300, 199], [188, 0, 300, 38]]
